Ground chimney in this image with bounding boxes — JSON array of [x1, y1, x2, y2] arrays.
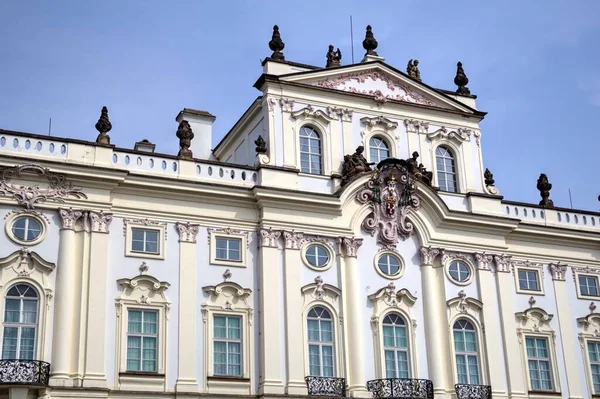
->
[[134, 139, 156, 153], [175, 108, 216, 160]]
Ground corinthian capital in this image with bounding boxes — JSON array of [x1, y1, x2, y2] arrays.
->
[[176, 222, 200, 243], [493, 254, 512, 273], [549, 263, 568, 281], [338, 236, 363, 258], [58, 208, 83, 230], [259, 227, 281, 248], [419, 246, 442, 265], [474, 252, 494, 271], [283, 230, 304, 250], [88, 210, 113, 233]]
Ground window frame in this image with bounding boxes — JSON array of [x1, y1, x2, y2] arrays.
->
[[212, 314, 243, 377], [1, 284, 39, 360], [382, 313, 411, 379], [123, 219, 166, 260], [368, 136, 390, 164], [575, 272, 600, 300], [524, 336, 554, 392], [374, 250, 405, 280], [444, 258, 475, 286], [452, 318, 481, 385], [214, 237, 243, 263], [209, 230, 248, 267], [202, 281, 253, 394], [514, 264, 545, 295], [125, 309, 159, 373], [435, 145, 458, 193], [301, 241, 334, 272], [116, 274, 170, 390], [298, 125, 323, 175], [5, 212, 47, 246], [306, 306, 336, 377]]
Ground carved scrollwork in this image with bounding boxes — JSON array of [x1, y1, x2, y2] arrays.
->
[[176, 222, 200, 243], [283, 230, 304, 250], [419, 246, 442, 266], [548, 263, 568, 281], [259, 227, 281, 248], [88, 210, 113, 233], [357, 159, 420, 246], [0, 164, 87, 209]]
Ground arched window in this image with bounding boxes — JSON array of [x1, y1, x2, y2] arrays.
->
[[453, 319, 480, 385], [436, 146, 457, 193], [299, 126, 322, 175], [369, 137, 389, 164], [2, 284, 39, 360], [382, 313, 410, 378], [307, 306, 334, 376]]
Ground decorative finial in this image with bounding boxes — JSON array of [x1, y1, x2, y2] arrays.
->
[[590, 302, 597, 314], [176, 120, 194, 160], [95, 106, 112, 145], [454, 62, 471, 95], [254, 135, 267, 154], [528, 296, 536, 308], [326, 45, 342, 68], [484, 168, 495, 187], [537, 173, 554, 208], [458, 289, 467, 299], [139, 262, 149, 275], [407, 59, 421, 82], [268, 25, 285, 61], [362, 25, 378, 56], [223, 269, 232, 282]]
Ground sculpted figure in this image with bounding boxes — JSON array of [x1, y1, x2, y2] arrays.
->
[[382, 173, 399, 216], [326, 45, 342, 68], [407, 59, 421, 81], [341, 145, 374, 185]]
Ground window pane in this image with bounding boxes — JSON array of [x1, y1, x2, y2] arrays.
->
[[2, 327, 18, 359], [19, 328, 35, 360], [308, 344, 320, 376], [22, 300, 38, 324], [127, 336, 141, 371], [4, 299, 20, 323], [142, 337, 157, 371], [128, 311, 142, 333], [214, 316, 227, 338], [214, 341, 227, 375]]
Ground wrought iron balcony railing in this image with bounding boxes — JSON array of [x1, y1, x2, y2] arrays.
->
[[305, 376, 346, 397], [455, 383, 492, 399], [0, 359, 50, 386], [367, 378, 434, 399]]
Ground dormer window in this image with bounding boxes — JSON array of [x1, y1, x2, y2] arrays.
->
[[299, 126, 322, 175], [435, 146, 457, 193], [368, 137, 389, 164]]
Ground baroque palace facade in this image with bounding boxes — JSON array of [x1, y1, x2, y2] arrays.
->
[[0, 25, 598, 399]]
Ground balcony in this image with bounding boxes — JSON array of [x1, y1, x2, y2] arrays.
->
[[366, 378, 433, 399], [0, 360, 50, 386], [455, 384, 492, 399], [305, 376, 346, 397]]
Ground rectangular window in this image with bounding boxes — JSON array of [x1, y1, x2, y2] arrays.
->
[[588, 341, 600, 394], [126, 310, 158, 372], [215, 238, 241, 262], [526, 337, 553, 391], [131, 228, 160, 254], [518, 270, 540, 292], [579, 275, 600, 297], [213, 315, 242, 376]]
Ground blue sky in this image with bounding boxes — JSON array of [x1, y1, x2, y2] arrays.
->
[[1, 1, 599, 211]]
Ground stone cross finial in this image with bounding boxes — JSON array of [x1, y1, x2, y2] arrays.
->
[[268, 25, 285, 61], [454, 62, 471, 95], [537, 173, 554, 208], [176, 120, 194, 160], [362, 25, 378, 56], [95, 106, 112, 145]]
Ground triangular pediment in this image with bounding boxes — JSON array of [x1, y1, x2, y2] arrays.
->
[[280, 62, 474, 113]]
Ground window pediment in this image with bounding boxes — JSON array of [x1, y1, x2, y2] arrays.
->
[[447, 292, 483, 318], [577, 312, 600, 337], [291, 106, 334, 125], [0, 248, 55, 278], [202, 281, 252, 312], [516, 307, 554, 333], [117, 274, 170, 306], [427, 127, 471, 145], [368, 282, 417, 310], [301, 276, 341, 302]]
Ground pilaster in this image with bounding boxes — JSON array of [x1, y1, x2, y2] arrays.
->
[[339, 236, 369, 398], [50, 208, 84, 385], [280, 99, 296, 168], [493, 255, 528, 399], [474, 253, 508, 399], [419, 246, 452, 399], [404, 119, 429, 158], [282, 230, 307, 395], [175, 222, 200, 392], [258, 228, 284, 395], [549, 263, 584, 399], [82, 211, 113, 388]]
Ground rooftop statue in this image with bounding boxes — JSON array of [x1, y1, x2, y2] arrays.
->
[[407, 59, 422, 82], [326, 45, 342, 68], [341, 146, 374, 186], [537, 173, 554, 208]]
